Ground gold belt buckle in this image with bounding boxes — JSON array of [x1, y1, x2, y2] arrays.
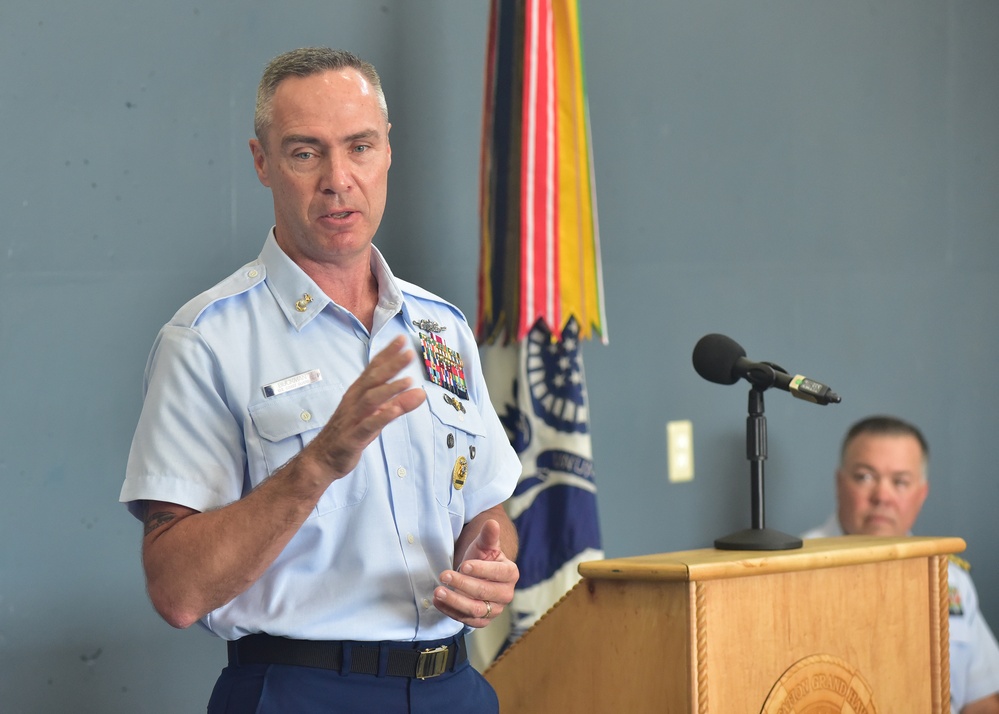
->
[[415, 645, 450, 679]]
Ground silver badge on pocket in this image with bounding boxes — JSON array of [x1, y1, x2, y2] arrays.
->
[[262, 369, 322, 398]]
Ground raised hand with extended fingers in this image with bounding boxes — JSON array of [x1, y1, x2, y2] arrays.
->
[[299, 335, 427, 483]]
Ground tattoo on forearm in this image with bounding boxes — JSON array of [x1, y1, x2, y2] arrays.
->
[[143, 511, 176, 536]]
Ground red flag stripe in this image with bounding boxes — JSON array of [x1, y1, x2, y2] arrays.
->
[[543, 0, 560, 337], [521, 0, 560, 340], [521, 0, 541, 336]]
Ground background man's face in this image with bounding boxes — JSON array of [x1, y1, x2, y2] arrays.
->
[[836, 432, 929, 536]]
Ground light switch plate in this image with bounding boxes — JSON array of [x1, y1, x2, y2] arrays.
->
[[667, 420, 694, 483]]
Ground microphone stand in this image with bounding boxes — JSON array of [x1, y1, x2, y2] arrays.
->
[[714, 385, 803, 551]]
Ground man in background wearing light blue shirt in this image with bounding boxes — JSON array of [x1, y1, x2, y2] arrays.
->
[[120, 47, 522, 713], [803, 415, 999, 714]]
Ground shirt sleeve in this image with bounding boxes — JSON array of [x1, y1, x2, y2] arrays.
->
[[950, 564, 999, 708], [119, 324, 246, 518], [964, 596, 999, 704]]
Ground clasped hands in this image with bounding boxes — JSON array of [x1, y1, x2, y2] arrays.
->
[[433, 519, 518, 628]]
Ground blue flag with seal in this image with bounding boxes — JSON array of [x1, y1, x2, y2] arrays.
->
[[470, 0, 606, 670], [470, 316, 603, 667]]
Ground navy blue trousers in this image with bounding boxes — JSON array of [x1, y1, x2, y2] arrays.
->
[[207, 646, 499, 713]]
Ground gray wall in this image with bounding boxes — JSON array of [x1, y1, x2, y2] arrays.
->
[[1, 1, 996, 711]]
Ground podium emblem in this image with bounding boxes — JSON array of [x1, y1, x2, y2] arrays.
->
[[761, 654, 877, 714]]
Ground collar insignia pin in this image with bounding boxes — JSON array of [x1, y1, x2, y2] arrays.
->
[[295, 293, 313, 313]]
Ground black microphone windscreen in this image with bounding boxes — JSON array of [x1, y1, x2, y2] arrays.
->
[[692, 333, 746, 385]]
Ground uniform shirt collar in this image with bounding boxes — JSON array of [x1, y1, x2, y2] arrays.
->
[[822, 513, 845, 536], [259, 228, 406, 333]]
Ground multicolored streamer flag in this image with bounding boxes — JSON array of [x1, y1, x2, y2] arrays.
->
[[470, 0, 606, 670], [478, 0, 607, 344]]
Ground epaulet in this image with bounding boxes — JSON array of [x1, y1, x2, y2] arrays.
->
[[172, 261, 266, 327], [397, 279, 467, 321], [949, 554, 971, 572]]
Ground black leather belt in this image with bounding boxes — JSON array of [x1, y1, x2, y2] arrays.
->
[[227, 633, 467, 680]]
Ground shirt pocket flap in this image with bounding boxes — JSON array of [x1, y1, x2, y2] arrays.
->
[[249, 385, 339, 442], [423, 383, 486, 436]]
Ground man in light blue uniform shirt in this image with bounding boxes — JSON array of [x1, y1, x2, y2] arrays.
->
[[120, 48, 521, 713], [802, 415, 999, 714]]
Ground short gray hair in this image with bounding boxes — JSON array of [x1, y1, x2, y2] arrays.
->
[[840, 414, 930, 478], [253, 47, 388, 142]]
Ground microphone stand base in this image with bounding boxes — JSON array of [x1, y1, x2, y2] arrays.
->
[[714, 527, 803, 551]]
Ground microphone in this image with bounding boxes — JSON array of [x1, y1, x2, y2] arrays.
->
[[692, 333, 841, 405]]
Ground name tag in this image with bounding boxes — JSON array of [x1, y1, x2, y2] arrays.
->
[[262, 369, 322, 398]]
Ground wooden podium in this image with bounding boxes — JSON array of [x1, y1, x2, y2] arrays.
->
[[484, 536, 963, 713]]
